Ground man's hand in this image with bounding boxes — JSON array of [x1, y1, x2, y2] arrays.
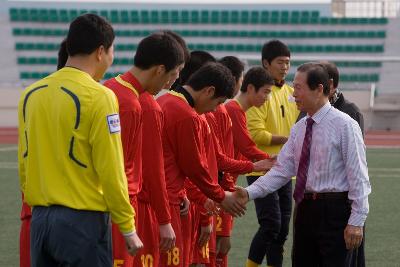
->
[[217, 236, 231, 254], [220, 191, 246, 217], [124, 232, 143, 256], [159, 223, 176, 252], [344, 225, 363, 250], [270, 154, 278, 160], [234, 186, 249, 205], [180, 197, 190, 216], [198, 223, 213, 248], [204, 198, 219, 215], [252, 158, 275, 172]]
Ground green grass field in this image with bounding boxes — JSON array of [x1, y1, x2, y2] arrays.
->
[[0, 145, 399, 266]]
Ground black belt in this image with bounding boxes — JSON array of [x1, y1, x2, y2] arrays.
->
[[303, 191, 348, 200]]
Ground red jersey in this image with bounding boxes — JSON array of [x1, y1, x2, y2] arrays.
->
[[225, 100, 269, 161], [205, 107, 253, 191], [204, 112, 253, 174], [104, 71, 144, 196], [157, 90, 225, 205], [212, 104, 235, 158], [137, 92, 171, 224]]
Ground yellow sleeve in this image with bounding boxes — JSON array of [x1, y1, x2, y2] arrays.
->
[[18, 92, 27, 193], [246, 105, 272, 146], [89, 90, 135, 234]]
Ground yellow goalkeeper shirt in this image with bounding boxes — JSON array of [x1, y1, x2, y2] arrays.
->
[[18, 67, 135, 234], [246, 83, 299, 176]]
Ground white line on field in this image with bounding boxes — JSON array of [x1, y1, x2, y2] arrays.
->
[[0, 146, 18, 152]]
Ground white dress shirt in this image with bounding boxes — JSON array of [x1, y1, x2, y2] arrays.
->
[[246, 102, 371, 226]]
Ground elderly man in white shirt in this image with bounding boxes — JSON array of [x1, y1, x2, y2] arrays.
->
[[236, 62, 371, 266]]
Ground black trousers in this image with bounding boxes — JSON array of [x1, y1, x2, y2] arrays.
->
[[292, 197, 365, 267], [31, 205, 112, 267], [247, 176, 292, 267]]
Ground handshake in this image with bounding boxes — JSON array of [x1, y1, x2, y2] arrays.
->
[[221, 186, 250, 217], [202, 186, 251, 218]]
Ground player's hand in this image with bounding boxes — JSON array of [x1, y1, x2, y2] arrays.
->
[[220, 191, 246, 217], [198, 223, 213, 247], [159, 223, 176, 252], [124, 232, 143, 256], [252, 158, 275, 172], [344, 225, 363, 250], [217, 236, 231, 254], [180, 197, 190, 216], [270, 154, 278, 160], [234, 186, 249, 205], [204, 198, 219, 215]]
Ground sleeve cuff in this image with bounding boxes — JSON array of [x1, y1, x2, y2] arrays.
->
[[348, 212, 367, 227], [157, 217, 172, 225], [122, 230, 137, 237], [263, 132, 273, 146], [246, 185, 258, 201]]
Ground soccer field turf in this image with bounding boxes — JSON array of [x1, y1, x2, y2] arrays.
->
[[0, 145, 399, 266]]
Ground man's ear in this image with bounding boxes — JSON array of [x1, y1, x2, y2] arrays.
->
[[96, 45, 105, 61], [318, 83, 325, 96], [262, 59, 269, 70], [156, 65, 166, 76], [247, 84, 256, 94], [204, 86, 216, 98]]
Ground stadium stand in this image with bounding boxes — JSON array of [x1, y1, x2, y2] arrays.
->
[[8, 7, 387, 89], [1, 1, 399, 130]]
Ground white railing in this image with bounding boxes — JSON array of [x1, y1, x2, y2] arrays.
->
[[332, 0, 400, 17]]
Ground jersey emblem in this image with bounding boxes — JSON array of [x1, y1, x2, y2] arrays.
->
[[107, 114, 121, 134]]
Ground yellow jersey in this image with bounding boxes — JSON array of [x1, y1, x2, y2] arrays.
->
[[18, 67, 135, 234], [246, 83, 299, 176]]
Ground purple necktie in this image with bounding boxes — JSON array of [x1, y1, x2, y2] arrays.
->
[[293, 117, 315, 204]]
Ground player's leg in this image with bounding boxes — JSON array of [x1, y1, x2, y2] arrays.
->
[[134, 201, 160, 267], [215, 211, 232, 267], [246, 176, 281, 266], [112, 196, 137, 267], [20, 217, 31, 267], [160, 205, 183, 267], [206, 216, 217, 267], [20, 199, 32, 267], [181, 203, 194, 267], [267, 181, 292, 267], [191, 204, 210, 266]]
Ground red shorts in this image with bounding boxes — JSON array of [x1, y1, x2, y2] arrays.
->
[[112, 196, 138, 267], [160, 204, 183, 267], [216, 211, 233, 237], [134, 200, 160, 267], [181, 203, 196, 267], [192, 212, 217, 265], [20, 217, 31, 267], [208, 215, 217, 266]]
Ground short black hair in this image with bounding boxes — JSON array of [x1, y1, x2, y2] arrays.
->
[[218, 56, 245, 83], [57, 38, 68, 70], [67, 14, 114, 56], [240, 67, 274, 92], [134, 32, 185, 72], [297, 62, 330, 96], [261, 40, 291, 65], [186, 62, 235, 99], [319, 61, 339, 89], [159, 30, 190, 63], [173, 50, 216, 89]]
